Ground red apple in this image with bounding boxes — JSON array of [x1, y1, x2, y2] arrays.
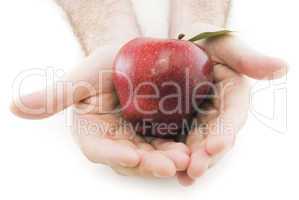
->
[[113, 37, 213, 138]]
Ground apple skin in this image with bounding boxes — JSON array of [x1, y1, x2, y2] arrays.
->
[[113, 37, 213, 138]]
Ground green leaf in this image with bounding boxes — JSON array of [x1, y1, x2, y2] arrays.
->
[[188, 30, 232, 42]]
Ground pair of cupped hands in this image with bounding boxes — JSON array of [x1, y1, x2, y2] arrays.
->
[[10, 6, 288, 187]]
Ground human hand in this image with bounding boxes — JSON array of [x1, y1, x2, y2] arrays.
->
[[11, 0, 191, 179], [170, 0, 288, 186]]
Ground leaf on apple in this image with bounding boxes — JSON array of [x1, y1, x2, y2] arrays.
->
[[188, 30, 232, 42]]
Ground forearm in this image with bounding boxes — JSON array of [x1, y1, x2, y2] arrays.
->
[[55, 0, 140, 55], [170, 0, 231, 38]]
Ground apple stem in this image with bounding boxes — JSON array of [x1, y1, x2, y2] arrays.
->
[[178, 34, 185, 40]]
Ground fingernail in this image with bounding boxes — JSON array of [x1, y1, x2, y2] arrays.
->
[[119, 162, 128, 167], [153, 172, 164, 178]]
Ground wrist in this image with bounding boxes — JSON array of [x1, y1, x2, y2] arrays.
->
[[55, 0, 140, 55], [170, 0, 231, 38]]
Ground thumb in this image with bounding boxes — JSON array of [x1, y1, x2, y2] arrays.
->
[[10, 47, 116, 119], [205, 36, 289, 80]]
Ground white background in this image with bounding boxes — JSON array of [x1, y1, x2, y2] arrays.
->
[[0, 0, 298, 199]]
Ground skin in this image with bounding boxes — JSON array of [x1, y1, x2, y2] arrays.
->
[[54, 0, 140, 54], [10, 0, 288, 185], [170, 0, 288, 186], [12, 0, 190, 179]]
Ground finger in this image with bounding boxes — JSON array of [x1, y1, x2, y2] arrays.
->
[[73, 111, 140, 167], [110, 142, 150, 177], [79, 135, 140, 168], [10, 46, 117, 119], [111, 152, 180, 178], [185, 130, 210, 179], [136, 142, 155, 151], [151, 139, 190, 171], [160, 150, 190, 171], [138, 151, 176, 178], [186, 127, 205, 150], [151, 139, 190, 154], [187, 148, 210, 179], [74, 93, 118, 114], [176, 171, 195, 187], [205, 35, 288, 80], [111, 165, 139, 177], [115, 140, 138, 149], [111, 145, 179, 177], [110, 148, 152, 177]]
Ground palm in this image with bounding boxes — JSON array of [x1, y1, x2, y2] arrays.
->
[[175, 35, 287, 185], [74, 107, 189, 177]]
